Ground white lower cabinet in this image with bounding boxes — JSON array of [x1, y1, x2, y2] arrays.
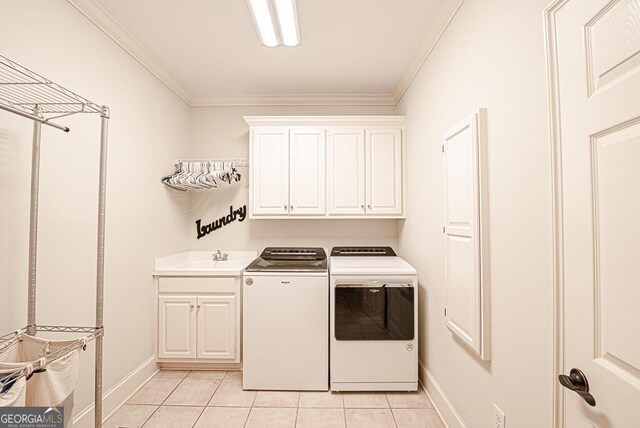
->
[[156, 277, 240, 364], [196, 295, 236, 360], [158, 296, 197, 359]]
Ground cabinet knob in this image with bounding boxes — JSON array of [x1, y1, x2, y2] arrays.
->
[[197, 304, 201, 309], [290, 205, 293, 210], [245, 278, 253, 286], [361, 205, 364, 209], [368, 204, 372, 209], [284, 205, 288, 210], [190, 304, 194, 309]]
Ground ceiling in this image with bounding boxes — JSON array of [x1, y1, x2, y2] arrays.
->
[[71, 0, 460, 105]]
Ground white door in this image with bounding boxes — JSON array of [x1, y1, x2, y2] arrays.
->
[[366, 128, 403, 215], [196, 295, 236, 360], [158, 296, 196, 359], [289, 128, 326, 215], [551, 0, 640, 424], [251, 127, 290, 216], [327, 128, 366, 215]]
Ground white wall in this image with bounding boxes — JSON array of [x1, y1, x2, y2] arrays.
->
[[0, 0, 190, 420], [1, 1, 557, 426], [186, 106, 400, 253], [396, 0, 554, 426]]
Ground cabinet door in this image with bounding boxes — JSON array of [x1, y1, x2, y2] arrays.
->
[[196, 295, 236, 360], [365, 128, 403, 215], [327, 128, 365, 215], [289, 128, 326, 215], [443, 111, 489, 360], [158, 296, 196, 359], [251, 127, 290, 216]]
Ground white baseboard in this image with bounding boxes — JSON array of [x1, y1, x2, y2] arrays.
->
[[73, 355, 158, 427], [419, 360, 467, 428]]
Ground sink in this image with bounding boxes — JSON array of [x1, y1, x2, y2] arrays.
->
[[173, 260, 244, 270], [153, 251, 258, 276]]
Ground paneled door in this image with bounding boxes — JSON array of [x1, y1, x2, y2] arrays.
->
[[251, 127, 290, 215], [289, 127, 326, 215], [196, 295, 236, 360], [442, 111, 489, 361], [158, 296, 196, 359], [366, 129, 403, 215], [327, 128, 366, 215], [549, 0, 640, 424]]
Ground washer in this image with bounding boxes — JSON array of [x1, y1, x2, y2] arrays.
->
[[330, 246, 418, 391], [243, 247, 328, 391]]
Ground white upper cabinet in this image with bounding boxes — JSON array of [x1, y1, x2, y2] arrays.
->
[[250, 127, 290, 215], [246, 116, 405, 218], [290, 128, 326, 215], [366, 128, 403, 215], [327, 128, 365, 215]]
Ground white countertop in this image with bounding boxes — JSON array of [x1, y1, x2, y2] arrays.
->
[[153, 250, 258, 276]]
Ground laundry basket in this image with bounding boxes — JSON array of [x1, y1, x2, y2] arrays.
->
[[0, 333, 83, 427], [0, 376, 26, 407]]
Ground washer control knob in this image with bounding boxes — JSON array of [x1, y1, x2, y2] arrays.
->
[[245, 278, 253, 286]]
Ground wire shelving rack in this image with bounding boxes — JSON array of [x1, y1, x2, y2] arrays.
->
[[0, 54, 109, 427]]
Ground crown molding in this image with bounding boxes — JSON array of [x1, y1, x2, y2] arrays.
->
[[66, 0, 192, 105], [391, 0, 465, 105], [68, 0, 463, 107], [243, 115, 406, 127], [191, 93, 396, 107]]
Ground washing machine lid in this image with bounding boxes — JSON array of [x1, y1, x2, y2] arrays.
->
[[329, 256, 417, 276], [245, 247, 328, 272]]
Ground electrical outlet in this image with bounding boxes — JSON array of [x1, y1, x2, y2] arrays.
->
[[493, 403, 506, 428]]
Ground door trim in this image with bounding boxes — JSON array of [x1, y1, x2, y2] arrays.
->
[[544, 1, 572, 427]]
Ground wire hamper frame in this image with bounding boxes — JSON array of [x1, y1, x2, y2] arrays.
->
[[0, 54, 109, 427]]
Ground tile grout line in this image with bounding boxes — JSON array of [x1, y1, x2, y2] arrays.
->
[[343, 402, 348, 428], [294, 392, 301, 427], [146, 370, 189, 428], [159, 371, 190, 406], [387, 393, 400, 428], [203, 377, 224, 407], [189, 406, 207, 428], [139, 405, 161, 428], [137, 370, 191, 427]]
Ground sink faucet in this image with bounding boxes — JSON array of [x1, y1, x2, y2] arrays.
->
[[212, 250, 228, 261]]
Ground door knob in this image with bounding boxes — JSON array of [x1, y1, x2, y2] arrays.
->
[[558, 368, 596, 406]]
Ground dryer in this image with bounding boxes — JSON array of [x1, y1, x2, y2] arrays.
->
[[329, 246, 418, 391]]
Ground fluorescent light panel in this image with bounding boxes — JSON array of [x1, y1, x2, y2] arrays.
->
[[248, 0, 299, 47], [273, 0, 299, 47], [249, 0, 278, 47]]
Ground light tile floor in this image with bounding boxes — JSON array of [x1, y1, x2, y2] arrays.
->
[[105, 370, 445, 428]]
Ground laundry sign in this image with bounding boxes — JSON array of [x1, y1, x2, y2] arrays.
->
[[196, 205, 247, 239]]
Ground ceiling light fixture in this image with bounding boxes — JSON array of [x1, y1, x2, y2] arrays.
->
[[248, 0, 300, 47], [273, 0, 299, 47], [248, 0, 279, 47]]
